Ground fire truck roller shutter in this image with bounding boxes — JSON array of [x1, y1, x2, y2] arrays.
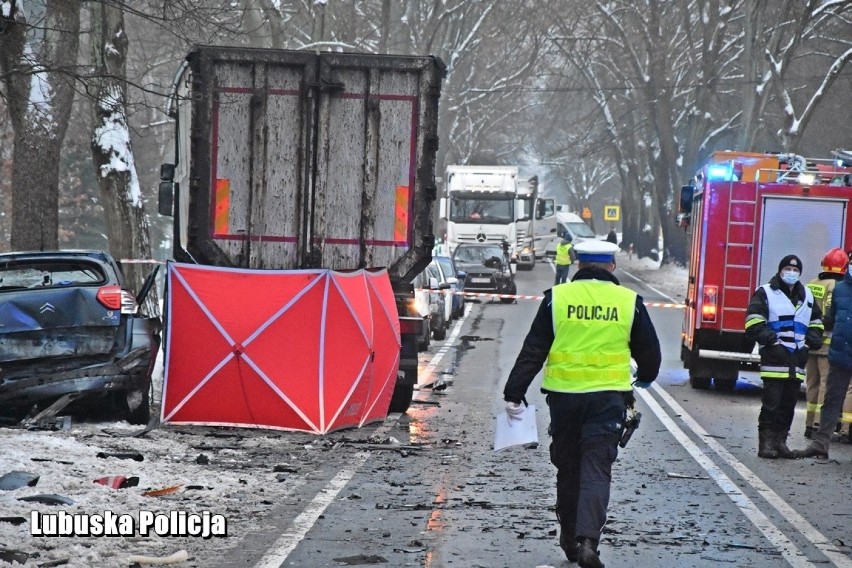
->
[[757, 198, 846, 288]]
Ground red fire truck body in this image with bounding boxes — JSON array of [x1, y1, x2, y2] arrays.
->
[[680, 151, 852, 389]]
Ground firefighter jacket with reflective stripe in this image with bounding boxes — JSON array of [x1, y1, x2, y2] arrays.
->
[[745, 275, 823, 381], [806, 276, 839, 354], [555, 242, 573, 266], [542, 280, 636, 392]]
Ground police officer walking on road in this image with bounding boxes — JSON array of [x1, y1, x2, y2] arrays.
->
[[503, 240, 661, 568], [554, 233, 576, 285], [745, 254, 823, 459]]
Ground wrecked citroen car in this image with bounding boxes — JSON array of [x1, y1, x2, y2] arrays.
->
[[0, 250, 160, 425]]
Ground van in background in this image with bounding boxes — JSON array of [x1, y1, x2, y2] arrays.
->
[[543, 211, 596, 257]]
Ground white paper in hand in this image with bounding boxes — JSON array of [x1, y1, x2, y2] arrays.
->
[[493, 404, 538, 452]]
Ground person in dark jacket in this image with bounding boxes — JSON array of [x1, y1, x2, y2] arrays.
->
[[503, 240, 661, 568], [745, 254, 823, 459], [802, 248, 847, 438], [797, 259, 852, 458]]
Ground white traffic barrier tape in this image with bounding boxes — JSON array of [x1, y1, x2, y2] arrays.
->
[[415, 288, 685, 308], [459, 291, 541, 300]]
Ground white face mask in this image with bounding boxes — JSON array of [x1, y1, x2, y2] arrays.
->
[[781, 269, 800, 285]]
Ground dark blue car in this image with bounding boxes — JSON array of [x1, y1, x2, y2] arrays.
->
[[0, 250, 160, 424]]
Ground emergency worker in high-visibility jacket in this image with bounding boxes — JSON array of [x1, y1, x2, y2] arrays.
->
[[803, 248, 847, 439], [503, 240, 660, 568], [554, 233, 577, 285], [745, 254, 823, 459]]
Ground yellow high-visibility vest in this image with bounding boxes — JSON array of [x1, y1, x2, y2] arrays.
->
[[543, 280, 636, 393], [807, 278, 836, 349], [555, 242, 573, 266]]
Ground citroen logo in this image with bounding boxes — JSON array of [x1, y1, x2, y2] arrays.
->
[[476, 233, 487, 242], [39, 303, 55, 314]]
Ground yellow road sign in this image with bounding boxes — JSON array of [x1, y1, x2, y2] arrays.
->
[[604, 205, 620, 221]]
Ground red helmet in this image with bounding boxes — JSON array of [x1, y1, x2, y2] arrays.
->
[[821, 247, 848, 274]]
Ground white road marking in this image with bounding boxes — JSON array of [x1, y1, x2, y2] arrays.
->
[[546, 259, 679, 305], [417, 304, 469, 386], [253, 306, 472, 566], [638, 384, 852, 567], [253, 422, 395, 568], [618, 268, 678, 303]]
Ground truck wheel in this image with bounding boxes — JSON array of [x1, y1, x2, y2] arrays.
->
[[418, 325, 430, 351], [713, 369, 738, 391], [388, 383, 414, 414], [714, 377, 737, 391], [433, 310, 447, 340], [433, 324, 446, 341], [689, 370, 712, 390]]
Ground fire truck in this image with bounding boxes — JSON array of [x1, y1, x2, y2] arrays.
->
[[678, 150, 852, 389]]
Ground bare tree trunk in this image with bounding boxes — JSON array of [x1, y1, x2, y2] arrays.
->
[[646, 1, 687, 265], [379, 0, 391, 53], [89, 1, 158, 316], [0, 0, 81, 251], [239, 0, 272, 48], [312, 1, 326, 45]]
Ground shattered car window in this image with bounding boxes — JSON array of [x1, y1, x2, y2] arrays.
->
[[0, 261, 106, 290]]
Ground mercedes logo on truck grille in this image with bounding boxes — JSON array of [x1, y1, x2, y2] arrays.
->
[[476, 233, 487, 242]]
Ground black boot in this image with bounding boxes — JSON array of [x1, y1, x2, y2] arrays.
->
[[795, 442, 828, 459], [758, 428, 778, 459], [576, 537, 604, 568], [774, 430, 797, 459], [560, 531, 578, 562]]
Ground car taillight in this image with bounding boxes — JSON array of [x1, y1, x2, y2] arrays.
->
[[701, 285, 718, 322], [97, 285, 139, 314]]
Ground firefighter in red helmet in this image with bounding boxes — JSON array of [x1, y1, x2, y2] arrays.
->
[[839, 250, 852, 444], [803, 247, 848, 438]]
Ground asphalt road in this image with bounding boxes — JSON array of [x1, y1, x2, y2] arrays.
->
[[217, 260, 852, 568], [3, 261, 850, 568]]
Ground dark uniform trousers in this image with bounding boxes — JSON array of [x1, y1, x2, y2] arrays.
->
[[547, 390, 626, 540], [759, 378, 802, 432]]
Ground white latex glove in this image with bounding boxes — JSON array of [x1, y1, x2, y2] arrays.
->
[[505, 401, 525, 422]]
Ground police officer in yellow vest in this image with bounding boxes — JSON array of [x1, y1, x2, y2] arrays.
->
[[554, 232, 577, 285], [745, 254, 823, 459], [803, 248, 847, 439], [503, 240, 661, 568]]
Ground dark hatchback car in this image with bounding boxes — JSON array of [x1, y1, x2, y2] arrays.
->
[[451, 243, 516, 304], [0, 250, 160, 424]]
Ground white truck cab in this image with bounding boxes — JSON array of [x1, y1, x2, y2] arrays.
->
[[440, 165, 519, 258]]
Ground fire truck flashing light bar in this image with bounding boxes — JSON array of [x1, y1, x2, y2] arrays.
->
[[706, 164, 736, 181]]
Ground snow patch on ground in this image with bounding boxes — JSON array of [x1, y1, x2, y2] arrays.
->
[[615, 249, 688, 303]]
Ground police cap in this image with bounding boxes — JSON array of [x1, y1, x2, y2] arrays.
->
[[574, 240, 619, 263]]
